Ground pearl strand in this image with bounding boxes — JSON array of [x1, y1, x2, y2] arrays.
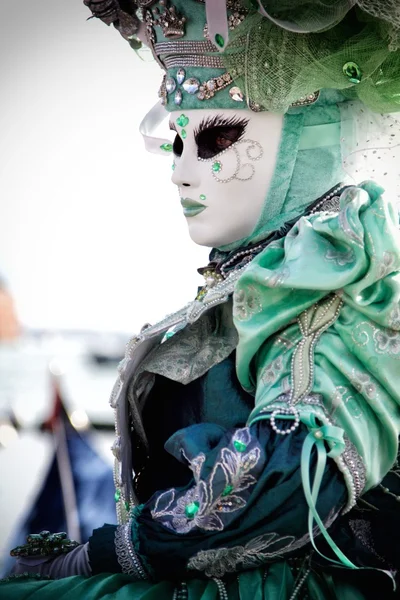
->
[[270, 406, 301, 435]]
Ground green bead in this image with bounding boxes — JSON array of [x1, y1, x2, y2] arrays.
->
[[125, 501, 130, 511], [129, 38, 142, 51], [181, 129, 187, 139], [221, 485, 234, 497], [212, 161, 222, 173], [172, 163, 175, 170], [185, 501, 200, 519], [234, 440, 247, 452], [343, 61, 362, 84], [114, 489, 121, 502], [199, 194, 206, 201], [215, 33, 225, 48], [160, 143, 173, 152], [176, 114, 189, 128]]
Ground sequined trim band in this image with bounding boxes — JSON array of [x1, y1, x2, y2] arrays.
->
[[115, 521, 148, 580], [164, 55, 225, 69], [155, 40, 216, 55]]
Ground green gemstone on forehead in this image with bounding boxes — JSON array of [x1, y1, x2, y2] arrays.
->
[[233, 440, 247, 452], [215, 33, 225, 48], [342, 61, 362, 84], [176, 114, 189, 128], [114, 489, 121, 502], [221, 485, 234, 497], [160, 143, 173, 152], [199, 194, 206, 201], [212, 161, 222, 173], [181, 129, 187, 139], [185, 501, 200, 519]]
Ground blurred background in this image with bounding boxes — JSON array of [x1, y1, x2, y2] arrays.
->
[[0, 0, 208, 572]]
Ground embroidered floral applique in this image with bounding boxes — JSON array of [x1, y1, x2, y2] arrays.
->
[[376, 251, 398, 279], [325, 247, 355, 266], [187, 532, 296, 577], [265, 266, 290, 288], [338, 203, 364, 248], [233, 286, 262, 321], [330, 385, 363, 419], [150, 428, 260, 534], [388, 304, 400, 331], [261, 356, 283, 384], [350, 369, 377, 401], [373, 326, 400, 357]]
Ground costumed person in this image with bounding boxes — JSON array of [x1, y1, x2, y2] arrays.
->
[[2, 1, 400, 598]]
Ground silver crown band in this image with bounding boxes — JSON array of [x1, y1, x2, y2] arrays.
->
[[164, 55, 225, 69], [155, 40, 216, 55]]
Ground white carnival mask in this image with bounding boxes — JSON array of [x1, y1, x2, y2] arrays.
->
[[170, 109, 283, 248]]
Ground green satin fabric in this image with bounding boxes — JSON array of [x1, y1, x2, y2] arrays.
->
[[0, 563, 375, 600], [234, 181, 400, 495]]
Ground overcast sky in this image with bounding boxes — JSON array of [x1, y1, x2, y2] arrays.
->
[[0, 0, 208, 333]]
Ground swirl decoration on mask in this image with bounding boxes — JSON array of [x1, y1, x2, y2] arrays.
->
[[200, 139, 264, 184]]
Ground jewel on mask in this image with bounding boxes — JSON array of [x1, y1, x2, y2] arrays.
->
[[176, 114, 189, 127], [172, 163, 175, 170], [182, 78, 200, 94], [199, 194, 206, 201], [174, 90, 183, 105], [166, 77, 176, 94], [197, 72, 233, 100], [343, 61, 362, 84], [215, 33, 225, 48], [181, 129, 187, 139], [160, 143, 173, 152], [229, 86, 244, 102], [212, 161, 222, 173], [176, 68, 186, 85]]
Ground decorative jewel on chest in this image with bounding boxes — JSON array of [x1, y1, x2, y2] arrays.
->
[[195, 266, 223, 301], [202, 269, 223, 289]]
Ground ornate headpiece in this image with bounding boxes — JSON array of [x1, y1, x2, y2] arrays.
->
[[85, 0, 400, 114]]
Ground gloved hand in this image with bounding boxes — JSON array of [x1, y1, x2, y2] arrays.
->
[[9, 531, 91, 580], [11, 543, 91, 579]]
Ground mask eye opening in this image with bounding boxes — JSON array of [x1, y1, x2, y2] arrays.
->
[[173, 133, 183, 157]]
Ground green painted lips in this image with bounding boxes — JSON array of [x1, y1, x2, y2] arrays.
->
[[180, 197, 207, 217]]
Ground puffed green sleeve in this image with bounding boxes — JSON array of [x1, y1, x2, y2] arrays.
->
[[234, 181, 400, 512]]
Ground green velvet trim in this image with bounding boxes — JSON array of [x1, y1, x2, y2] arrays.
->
[[298, 122, 341, 150], [130, 506, 155, 579], [164, 67, 249, 112], [88, 524, 121, 575]]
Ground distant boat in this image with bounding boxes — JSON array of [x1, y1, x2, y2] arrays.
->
[[2, 378, 116, 576]]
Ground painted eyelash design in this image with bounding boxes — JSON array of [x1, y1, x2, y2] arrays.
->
[[193, 114, 249, 143]]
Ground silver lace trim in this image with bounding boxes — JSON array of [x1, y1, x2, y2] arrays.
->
[[115, 521, 147, 580]]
